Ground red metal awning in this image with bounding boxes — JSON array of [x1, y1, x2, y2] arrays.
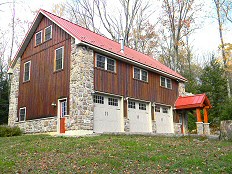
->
[[175, 94, 212, 110]]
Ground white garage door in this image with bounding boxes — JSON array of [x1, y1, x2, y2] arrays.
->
[[155, 105, 174, 133], [128, 100, 152, 133], [93, 94, 123, 133]]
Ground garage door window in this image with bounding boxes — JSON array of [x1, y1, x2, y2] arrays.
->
[[162, 107, 169, 113], [139, 103, 146, 110], [108, 98, 118, 106], [128, 101, 135, 109], [94, 95, 104, 104], [155, 105, 160, 112]]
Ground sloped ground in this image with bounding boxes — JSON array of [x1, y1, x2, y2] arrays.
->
[[0, 134, 231, 173]]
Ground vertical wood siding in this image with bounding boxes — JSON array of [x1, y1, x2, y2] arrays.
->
[[94, 56, 179, 106], [18, 16, 71, 120]]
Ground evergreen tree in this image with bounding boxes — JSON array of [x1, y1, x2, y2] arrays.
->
[[198, 59, 228, 124], [0, 72, 9, 124]]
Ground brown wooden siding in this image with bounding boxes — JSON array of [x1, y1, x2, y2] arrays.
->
[[94, 55, 179, 106], [18, 16, 71, 120]]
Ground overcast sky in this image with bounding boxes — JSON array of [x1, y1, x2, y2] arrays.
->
[[1, 0, 232, 64]]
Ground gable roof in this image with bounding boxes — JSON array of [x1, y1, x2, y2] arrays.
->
[[10, 9, 187, 82], [175, 94, 212, 110]]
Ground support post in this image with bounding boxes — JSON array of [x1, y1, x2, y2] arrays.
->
[[203, 107, 208, 123], [196, 108, 202, 122]]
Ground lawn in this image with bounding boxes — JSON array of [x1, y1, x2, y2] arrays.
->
[[0, 134, 231, 173]]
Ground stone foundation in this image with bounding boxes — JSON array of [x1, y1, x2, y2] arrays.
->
[[174, 123, 182, 134], [124, 118, 130, 132], [15, 117, 57, 133], [196, 122, 203, 135], [69, 39, 94, 130], [203, 123, 210, 135], [152, 121, 157, 133], [220, 120, 232, 141], [8, 58, 20, 127]]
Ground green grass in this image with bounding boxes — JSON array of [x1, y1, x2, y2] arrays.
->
[[0, 134, 231, 173]]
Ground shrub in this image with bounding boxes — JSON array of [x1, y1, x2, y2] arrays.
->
[[0, 125, 22, 137], [220, 98, 232, 121]]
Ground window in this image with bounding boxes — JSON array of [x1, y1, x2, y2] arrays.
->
[[139, 103, 146, 110], [96, 54, 116, 72], [155, 105, 160, 112], [45, 25, 52, 41], [19, 107, 26, 122], [133, 67, 148, 82], [93, 95, 104, 104], [35, 31, 42, 46], [160, 76, 172, 89], [55, 47, 64, 71], [162, 107, 169, 114], [60, 100, 67, 117], [108, 98, 118, 106], [128, 101, 135, 109], [23, 61, 31, 82]]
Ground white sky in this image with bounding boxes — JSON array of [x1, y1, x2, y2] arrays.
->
[[1, 0, 232, 64]]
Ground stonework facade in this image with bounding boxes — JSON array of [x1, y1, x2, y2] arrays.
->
[[8, 58, 21, 127], [124, 118, 130, 132], [15, 117, 57, 133], [178, 82, 186, 96], [68, 39, 94, 131], [174, 123, 182, 134], [152, 121, 157, 133]]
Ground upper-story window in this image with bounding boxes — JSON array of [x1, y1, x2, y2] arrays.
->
[[19, 107, 26, 122], [96, 54, 116, 72], [160, 76, 172, 89], [133, 67, 148, 82], [55, 47, 64, 71], [44, 25, 52, 41], [23, 61, 31, 82], [35, 30, 42, 46]]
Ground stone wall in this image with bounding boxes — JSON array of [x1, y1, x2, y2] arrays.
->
[[174, 123, 182, 134], [15, 117, 57, 133], [68, 39, 94, 131], [124, 118, 130, 132], [152, 121, 157, 133], [8, 58, 21, 127], [178, 82, 186, 96], [220, 120, 232, 141]]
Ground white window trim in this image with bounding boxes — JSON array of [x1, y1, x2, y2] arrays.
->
[[55, 46, 64, 71], [23, 61, 31, 82], [44, 25, 52, 41], [19, 107, 26, 122], [96, 54, 116, 72], [35, 30, 42, 46], [160, 76, 172, 89], [133, 66, 148, 82]]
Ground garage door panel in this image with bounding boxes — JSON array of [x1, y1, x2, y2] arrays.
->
[[93, 94, 123, 133], [128, 100, 152, 133]]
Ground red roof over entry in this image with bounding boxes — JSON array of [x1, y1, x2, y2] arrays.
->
[[175, 94, 212, 110]]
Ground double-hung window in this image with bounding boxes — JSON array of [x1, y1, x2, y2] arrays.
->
[[24, 61, 31, 82], [19, 107, 26, 122], [45, 25, 52, 41], [55, 47, 64, 71], [35, 31, 42, 46], [133, 67, 148, 82], [60, 100, 67, 117], [96, 54, 116, 72], [160, 76, 172, 89]]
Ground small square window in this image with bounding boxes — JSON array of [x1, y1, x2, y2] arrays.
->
[[94, 95, 104, 104], [55, 47, 64, 71], [35, 31, 42, 46], [128, 101, 135, 109], [166, 79, 172, 89], [108, 98, 118, 106], [134, 67, 140, 80], [107, 58, 115, 72], [139, 103, 146, 110], [141, 70, 148, 82], [19, 107, 26, 122], [160, 76, 172, 89], [45, 25, 52, 41], [162, 107, 168, 113], [23, 61, 31, 82], [96, 55, 105, 69], [155, 105, 160, 112], [161, 77, 166, 87]]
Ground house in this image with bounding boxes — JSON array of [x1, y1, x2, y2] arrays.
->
[[8, 9, 211, 135]]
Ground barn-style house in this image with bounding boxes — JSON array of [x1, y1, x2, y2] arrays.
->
[[8, 9, 211, 135]]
